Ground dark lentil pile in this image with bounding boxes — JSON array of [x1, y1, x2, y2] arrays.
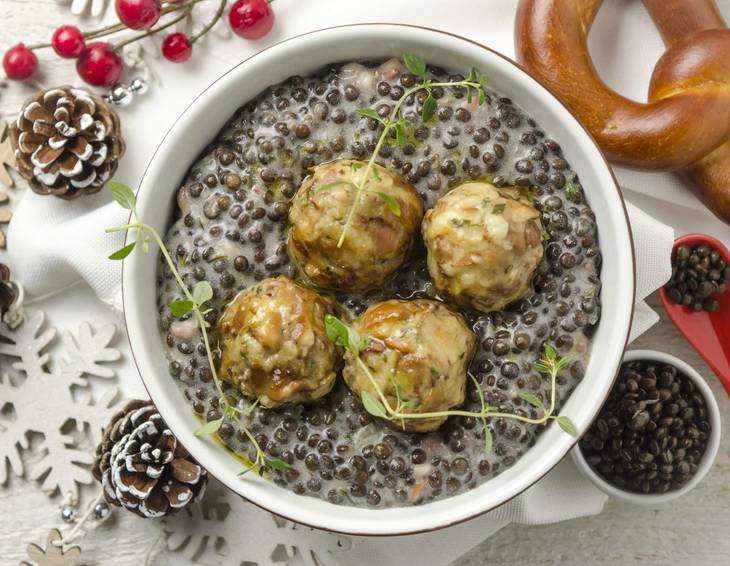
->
[[664, 243, 730, 313], [156, 59, 602, 508], [580, 359, 712, 494]]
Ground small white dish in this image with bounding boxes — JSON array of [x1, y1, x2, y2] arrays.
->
[[572, 349, 721, 505]]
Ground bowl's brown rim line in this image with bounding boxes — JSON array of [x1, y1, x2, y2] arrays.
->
[[121, 22, 637, 537]]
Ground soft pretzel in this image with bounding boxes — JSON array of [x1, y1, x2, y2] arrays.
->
[[515, 0, 730, 223]]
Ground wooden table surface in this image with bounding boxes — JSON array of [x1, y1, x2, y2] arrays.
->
[[1, 1, 728, 565]]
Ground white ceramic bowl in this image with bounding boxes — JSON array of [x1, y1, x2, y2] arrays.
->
[[123, 24, 636, 535], [572, 349, 721, 505]]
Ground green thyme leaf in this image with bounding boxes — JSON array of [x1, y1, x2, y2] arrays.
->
[[518, 392, 546, 410], [421, 94, 437, 122], [108, 241, 136, 260], [241, 399, 259, 416], [555, 415, 577, 436], [356, 108, 381, 121], [361, 391, 387, 419], [484, 426, 494, 453], [193, 281, 213, 306], [565, 183, 581, 202], [403, 53, 427, 79], [324, 314, 348, 347], [555, 354, 572, 374], [324, 314, 364, 355], [170, 299, 195, 317], [266, 457, 291, 470], [544, 343, 558, 361], [195, 417, 223, 437], [313, 180, 351, 194], [108, 181, 137, 211], [492, 203, 506, 215], [347, 328, 365, 353], [395, 121, 408, 147], [376, 192, 402, 217], [534, 361, 551, 375], [372, 165, 381, 181], [478, 88, 486, 105]]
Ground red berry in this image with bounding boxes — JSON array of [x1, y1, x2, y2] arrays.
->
[[162, 33, 192, 63], [115, 0, 162, 31], [52, 25, 86, 59], [3, 43, 38, 81], [76, 42, 124, 87], [229, 0, 274, 40]]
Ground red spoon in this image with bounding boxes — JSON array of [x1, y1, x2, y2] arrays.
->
[[659, 233, 730, 396]]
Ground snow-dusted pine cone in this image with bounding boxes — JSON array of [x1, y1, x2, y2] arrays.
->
[[92, 400, 207, 518], [10, 86, 125, 199], [0, 262, 15, 316]]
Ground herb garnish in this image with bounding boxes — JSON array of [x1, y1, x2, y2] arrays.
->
[[336, 54, 488, 248], [565, 182, 581, 203], [106, 181, 290, 475], [324, 314, 577, 449]]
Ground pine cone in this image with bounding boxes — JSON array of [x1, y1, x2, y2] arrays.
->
[[92, 400, 207, 518], [0, 262, 16, 317], [10, 86, 125, 200]]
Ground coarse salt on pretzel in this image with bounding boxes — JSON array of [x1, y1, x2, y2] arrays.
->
[[515, 0, 730, 223]]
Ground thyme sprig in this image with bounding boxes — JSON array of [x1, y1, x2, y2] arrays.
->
[[336, 53, 488, 248], [324, 314, 577, 452], [106, 181, 290, 474]]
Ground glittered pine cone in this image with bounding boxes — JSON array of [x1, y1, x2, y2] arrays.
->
[[92, 400, 207, 518], [10, 86, 125, 200], [0, 262, 16, 317]]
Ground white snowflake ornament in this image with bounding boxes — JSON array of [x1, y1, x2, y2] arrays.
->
[[0, 311, 124, 498], [163, 482, 352, 566], [21, 528, 82, 566]]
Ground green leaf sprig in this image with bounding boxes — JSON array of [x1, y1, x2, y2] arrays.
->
[[324, 314, 577, 451], [336, 54, 488, 248], [105, 181, 289, 475]]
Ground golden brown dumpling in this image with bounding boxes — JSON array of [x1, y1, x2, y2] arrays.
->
[[217, 276, 339, 408], [343, 299, 475, 432], [422, 182, 544, 313], [288, 159, 424, 291]]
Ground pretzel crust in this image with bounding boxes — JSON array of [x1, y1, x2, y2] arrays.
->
[[515, 0, 730, 222]]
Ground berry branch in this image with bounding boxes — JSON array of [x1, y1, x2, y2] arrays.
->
[[190, 0, 229, 44], [3, 0, 276, 85], [115, 7, 194, 50]]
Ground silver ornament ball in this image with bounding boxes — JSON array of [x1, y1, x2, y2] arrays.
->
[[110, 84, 133, 107], [93, 500, 111, 521], [129, 77, 148, 95], [61, 505, 76, 523]]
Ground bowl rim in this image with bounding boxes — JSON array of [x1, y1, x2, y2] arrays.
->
[[571, 349, 722, 505], [121, 22, 637, 536]]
